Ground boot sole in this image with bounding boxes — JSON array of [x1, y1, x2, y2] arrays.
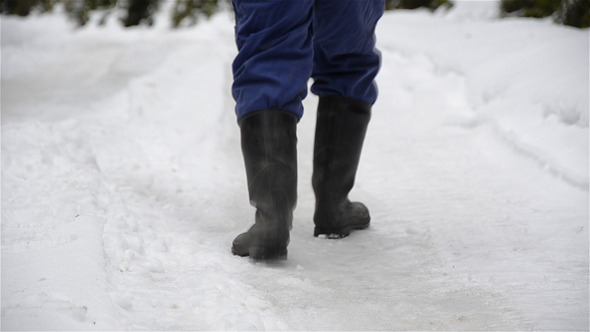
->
[[232, 246, 288, 260], [314, 221, 370, 239]]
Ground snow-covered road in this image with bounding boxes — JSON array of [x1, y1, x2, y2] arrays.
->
[[2, 2, 588, 330]]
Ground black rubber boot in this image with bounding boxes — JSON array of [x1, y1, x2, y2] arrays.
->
[[312, 95, 371, 238], [232, 110, 298, 259]]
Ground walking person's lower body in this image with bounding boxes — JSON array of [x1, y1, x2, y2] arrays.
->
[[230, 0, 384, 259]]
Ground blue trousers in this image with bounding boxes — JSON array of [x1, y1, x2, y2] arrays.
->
[[232, 0, 385, 121]]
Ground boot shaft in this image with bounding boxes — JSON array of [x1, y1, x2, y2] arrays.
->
[[312, 95, 371, 202], [239, 110, 298, 225]]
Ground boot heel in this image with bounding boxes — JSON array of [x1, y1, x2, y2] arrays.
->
[[314, 227, 351, 239], [249, 246, 288, 260], [314, 220, 370, 239]]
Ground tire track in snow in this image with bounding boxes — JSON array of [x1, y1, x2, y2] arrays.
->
[[459, 115, 590, 193], [87, 24, 291, 329], [2, 118, 123, 329]]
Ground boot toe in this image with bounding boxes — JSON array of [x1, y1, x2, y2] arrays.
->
[[231, 229, 289, 259], [231, 232, 250, 257]]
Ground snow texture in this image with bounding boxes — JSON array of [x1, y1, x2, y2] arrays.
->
[[2, 1, 588, 330]]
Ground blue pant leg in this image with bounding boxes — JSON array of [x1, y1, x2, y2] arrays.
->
[[311, 0, 385, 105], [231, 0, 314, 121]]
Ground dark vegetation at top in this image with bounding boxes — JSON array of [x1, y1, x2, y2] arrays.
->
[[1, 0, 588, 28]]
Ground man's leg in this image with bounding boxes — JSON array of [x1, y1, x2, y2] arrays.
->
[[230, 0, 313, 258], [232, 0, 314, 120], [311, 0, 384, 104], [311, 0, 384, 238]]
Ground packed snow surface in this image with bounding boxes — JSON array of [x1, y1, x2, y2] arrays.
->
[[2, 1, 588, 330]]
